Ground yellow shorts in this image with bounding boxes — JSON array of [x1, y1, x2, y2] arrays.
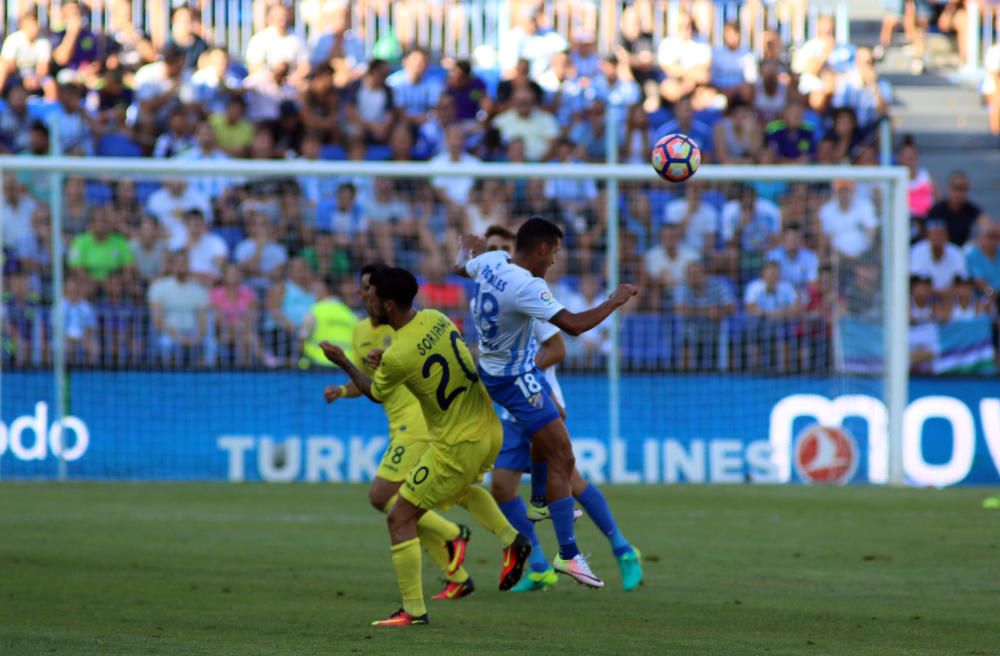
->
[[375, 430, 432, 483], [399, 427, 503, 511]]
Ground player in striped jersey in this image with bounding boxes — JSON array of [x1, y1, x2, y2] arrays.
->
[[481, 227, 643, 592], [456, 217, 637, 588]]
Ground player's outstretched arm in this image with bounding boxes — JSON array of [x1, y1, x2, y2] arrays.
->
[[323, 381, 361, 404], [549, 283, 638, 337], [319, 341, 379, 403], [452, 234, 485, 278]]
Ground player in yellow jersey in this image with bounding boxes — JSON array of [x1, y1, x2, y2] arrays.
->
[[321, 266, 531, 627], [322, 264, 474, 601]]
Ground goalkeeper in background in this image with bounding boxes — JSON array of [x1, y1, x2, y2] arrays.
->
[[321, 266, 530, 626], [323, 264, 475, 601]]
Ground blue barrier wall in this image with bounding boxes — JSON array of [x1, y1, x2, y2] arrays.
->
[[2, 372, 998, 485]]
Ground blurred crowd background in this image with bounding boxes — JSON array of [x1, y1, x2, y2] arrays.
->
[[0, 0, 997, 373]]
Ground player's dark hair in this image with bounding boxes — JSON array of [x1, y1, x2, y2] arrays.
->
[[485, 225, 516, 241], [370, 267, 419, 310], [360, 263, 388, 279], [515, 217, 564, 254]]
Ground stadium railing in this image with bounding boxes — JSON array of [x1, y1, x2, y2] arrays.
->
[[962, 2, 999, 80], [0, 155, 910, 485], [2, 0, 851, 62]]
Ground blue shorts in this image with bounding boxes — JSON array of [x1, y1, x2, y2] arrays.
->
[[479, 367, 561, 438], [495, 413, 532, 472]]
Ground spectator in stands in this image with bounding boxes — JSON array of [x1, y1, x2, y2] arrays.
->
[[832, 46, 891, 132], [445, 59, 490, 122], [243, 63, 298, 123], [210, 263, 265, 366], [61, 176, 90, 236], [300, 277, 358, 368], [236, 211, 289, 293], [1, 173, 37, 248], [130, 216, 167, 284], [493, 88, 559, 161], [91, 69, 134, 131], [651, 94, 714, 160], [819, 180, 878, 259], [299, 66, 340, 145], [300, 228, 351, 283], [926, 171, 985, 247], [264, 258, 316, 365], [642, 223, 698, 308], [431, 124, 480, 206], [465, 179, 510, 237], [767, 225, 819, 292], [48, 76, 95, 156], [511, 178, 564, 227], [417, 254, 467, 318], [103, 0, 155, 74], [898, 136, 936, 221], [538, 50, 579, 130], [165, 5, 208, 71], [209, 95, 254, 157], [343, 59, 395, 145], [15, 206, 59, 291], [910, 219, 968, 292], [152, 106, 195, 158], [0, 9, 53, 98], [711, 21, 756, 102], [744, 260, 801, 371], [182, 210, 228, 285], [664, 182, 719, 258], [675, 260, 736, 371], [308, 0, 366, 78], [791, 14, 851, 98], [176, 122, 234, 200], [146, 179, 213, 250], [496, 58, 544, 111], [62, 275, 99, 365], [68, 207, 135, 286], [827, 107, 863, 162], [416, 93, 458, 159], [51, 0, 101, 83], [590, 54, 640, 110], [95, 273, 142, 367], [5, 271, 45, 365], [909, 274, 937, 325], [986, 35, 1000, 144], [189, 47, 239, 114], [569, 99, 610, 162], [498, 6, 568, 79], [148, 251, 209, 367], [721, 185, 782, 279], [765, 100, 817, 164], [751, 60, 791, 124], [656, 13, 711, 103], [940, 276, 992, 322], [571, 32, 600, 84], [246, 4, 308, 81], [545, 137, 598, 215], [0, 85, 32, 152], [966, 218, 1000, 302], [713, 99, 762, 164], [620, 102, 651, 164], [132, 43, 189, 124], [387, 48, 442, 128]]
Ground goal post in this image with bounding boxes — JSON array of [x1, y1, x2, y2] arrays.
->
[[0, 156, 910, 485]]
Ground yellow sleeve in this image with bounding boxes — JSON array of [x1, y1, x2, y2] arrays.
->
[[350, 326, 366, 370], [370, 350, 406, 403]]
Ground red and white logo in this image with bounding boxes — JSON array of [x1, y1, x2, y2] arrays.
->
[[793, 424, 859, 485]]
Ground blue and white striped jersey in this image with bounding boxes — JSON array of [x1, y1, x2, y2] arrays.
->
[[465, 251, 565, 377]]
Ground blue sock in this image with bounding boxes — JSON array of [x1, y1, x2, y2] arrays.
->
[[578, 484, 632, 557], [529, 462, 548, 506], [548, 496, 579, 559], [498, 497, 549, 572]]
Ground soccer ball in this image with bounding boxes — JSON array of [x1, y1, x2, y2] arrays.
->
[[650, 133, 701, 183]]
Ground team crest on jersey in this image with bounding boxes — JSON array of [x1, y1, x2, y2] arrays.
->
[[528, 393, 544, 409], [793, 424, 859, 485], [538, 290, 553, 305]]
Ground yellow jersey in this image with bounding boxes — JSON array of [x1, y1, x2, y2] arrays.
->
[[352, 318, 428, 440], [371, 310, 499, 446]]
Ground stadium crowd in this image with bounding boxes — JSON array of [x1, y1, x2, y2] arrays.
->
[[0, 0, 997, 373]]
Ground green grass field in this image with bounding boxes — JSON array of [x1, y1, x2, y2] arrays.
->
[[1, 484, 998, 655]]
